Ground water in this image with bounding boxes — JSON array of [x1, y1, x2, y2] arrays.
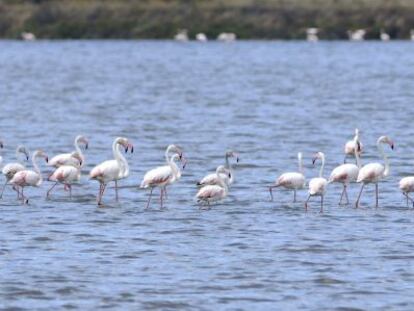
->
[[1, 40, 414, 310]]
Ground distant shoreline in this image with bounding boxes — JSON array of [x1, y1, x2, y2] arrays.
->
[[1, 0, 414, 40]]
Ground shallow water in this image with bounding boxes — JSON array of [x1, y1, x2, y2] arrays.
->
[[1, 40, 414, 310]]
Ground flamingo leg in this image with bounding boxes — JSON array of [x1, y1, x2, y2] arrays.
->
[[338, 186, 345, 205], [305, 194, 311, 211], [320, 195, 324, 213], [293, 190, 297, 203], [0, 180, 8, 199], [355, 183, 365, 208], [343, 155, 347, 164], [344, 185, 350, 204], [97, 184, 102, 203], [115, 180, 119, 202], [46, 182, 58, 198], [404, 193, 414, 207], [145, 187, 154, 209], [21, 187, 28, 204], [163, 186, 168, 200], [68, 184, 72, 199], [160, 188, 164, 209], [12, 185, 20, 199], [97, 183, 106, 205], [375, 183, 379, 208]]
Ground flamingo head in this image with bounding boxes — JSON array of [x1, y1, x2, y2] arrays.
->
[[70, 151, 83, 167], [0, 140, 3, 149], [78, 135, 89, 150], [35, 149, 48, 163], [17, 145, 29, 161], [117, 137, 133, 153], [379, 136, 394, 150], [216, 165, 231, 179], [312, 152, 324, 165], [226, 150, 240, 163]]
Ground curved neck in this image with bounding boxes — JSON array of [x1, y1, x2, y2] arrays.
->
[[216, 171, 229, 194], [32, 153, 42, 183], [224, 154, 234, 182], [74, 137, 84, 162], [354, 141, 361, 168], [165, 147, 171, 164], [113, 140, 127, 171], [319, 155, 325, 178], [169, 156, 181, 179], [377, 141, 389, 176]]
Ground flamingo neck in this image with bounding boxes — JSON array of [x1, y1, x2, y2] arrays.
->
[[169, 155, 181, 180], [216, 171, 229, 195], [74, 137, 84, 164], [225, 154, 234, 183], [378, 140, 389, 177], [113, 139, 128, 175], [354, 140, 361, 168], [32, 153, 42, 184], [319, 155, 325, 178]]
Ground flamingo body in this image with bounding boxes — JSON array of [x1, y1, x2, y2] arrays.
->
[[90, 160, 122, 184], [329, 164, 359, 183], [11, 170, 42, 187], [196, 185, 226, 202], [49, 153, 81, 168], [400, 177, 414, 193], [2, 163, 25, 180], [276, 172, 305, 189], [308, 177, 327, 196], [357, 163, 385, 183], [50, 165, 80, 184], [141, 165, 174, 188]]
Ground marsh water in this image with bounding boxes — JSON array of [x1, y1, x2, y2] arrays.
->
[[1, 40, 414, 310]]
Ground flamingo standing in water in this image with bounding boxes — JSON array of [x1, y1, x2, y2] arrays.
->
[[399, 176, 414, 207], [49, 135, 88, 167], [305, 152, 328, 212], [269, 152, 305, 203], [197, 151, 239, 187], [89, 137, 133, 205], [0, 145, 30, 199], [140, 145, 186, 209], [196, 165, 231, 207], [344, 128, 363, 163], [329, 135, 361, 205], [355, 136, 394, 208], [9, 150, 49, 204], [47, 152, 83, 199]]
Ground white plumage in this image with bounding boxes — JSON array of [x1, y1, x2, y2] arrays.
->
[[305, 152, 328, 212], [399, 177, 414, 207], [197, 151, 239, 187], [47, 161, 81, 199], [196, 165, 230, 206], [49, 135, 88, 168], [344, 128, 363, 163]]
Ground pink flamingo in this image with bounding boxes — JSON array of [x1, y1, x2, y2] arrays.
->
[[47, 152, 82, 199], [197, 151, 239, 187], [305, 152, 328, 212], [269, 152, 305, 203], [140, 145, 185, 209], [399, 176, 414, 207], [49, 135, 88, 167], [89, 137, 133, 205], [344, 128, 363, 163], [196, 165, 231, 208], [355, 136, 394, 208], [329, 135, 361, 205], [9, 150, 49, 204], [1, 145, 30, 199]]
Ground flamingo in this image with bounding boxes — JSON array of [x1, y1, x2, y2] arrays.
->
[[399, 176, 414, 207], [9, 150, 48, 204], [344, 128, 363, 163], [140, 145, 186, 209], [196, 165, 231, 207], [0, 145, 30, 199], [49, 135, 88, 168], [355, 136, 394, 208], [269, 152, 305, 203], [89, 137, 133, 205], [329, 135, 361, 205], [197, 151, 239, 187], [305, 152, 328, 212], [47, 152, 83, 199]]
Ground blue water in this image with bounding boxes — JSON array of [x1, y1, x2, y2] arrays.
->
[[1, 40, 414, 310]]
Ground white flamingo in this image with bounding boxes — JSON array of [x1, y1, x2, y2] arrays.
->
[[89, 137, 133, 205], [305, 152, 328, 212], [344, 128, 363, 163], [197, 151, 239, 187], [269, 152, 305, 202], [140, 145, 186, 209], [47, 152, 83, 199], [0, 145, 30, 199], [355, 136, 394, 208], [9, 150, 49, 204], [399, 176, 414, 207], [49, 135, 88, 168], [329, 135, 361, 205], [196, 165, 231, 207]]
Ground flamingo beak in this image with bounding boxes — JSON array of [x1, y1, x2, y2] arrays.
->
[[0, 142, 3, 148], [130, 144, 134, 153], [391, 143, 394, 150], [228, 172, 232, 178], [236, 156, 239, 163], [26, 156, 29, 161], [181, 154, 187, 169], [45, 156, 49, 163], [357, 141, 361, 152], [85, 143, 89, 150]]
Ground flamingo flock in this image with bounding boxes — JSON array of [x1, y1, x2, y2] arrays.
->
[[0, 130, 413, 210]]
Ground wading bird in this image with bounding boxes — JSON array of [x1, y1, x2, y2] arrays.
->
[[49, 135, 88, 168], [399, 176, 414, 207], [0, 145, 29, 199], [269, 152, 305, 203], [355, 136, 394, 208], [140, 145, 185, 209], [329, 135, 361, 205], [197, 151, 239, 187], [305, 152, 328, 212], [344, 128, 363, 163], [89, 137, 133, 205], [9, 150, 49, 204], [196, 165, 231, 208]]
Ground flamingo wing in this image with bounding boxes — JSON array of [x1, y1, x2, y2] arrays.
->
[[2, 162, 25, 179], [90, 160, 120, 183], [196, 185, 224, 200], [141, 165, 172, 188], [357, 163, 384, 183]]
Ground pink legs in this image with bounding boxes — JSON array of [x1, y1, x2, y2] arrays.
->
[[47, 182, 58, 198], [355, 183, 365, 208], [305, 195, 324, 213], [0, 180, 8, 199], [339, 184, 349, 205], [115, 180, 119, 202], [404, 192, 414, 207], [145, 187, 154, 209], [269, 185, 279, 201], [145, 187, 167, 210], [97, 183, 107, 206]]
